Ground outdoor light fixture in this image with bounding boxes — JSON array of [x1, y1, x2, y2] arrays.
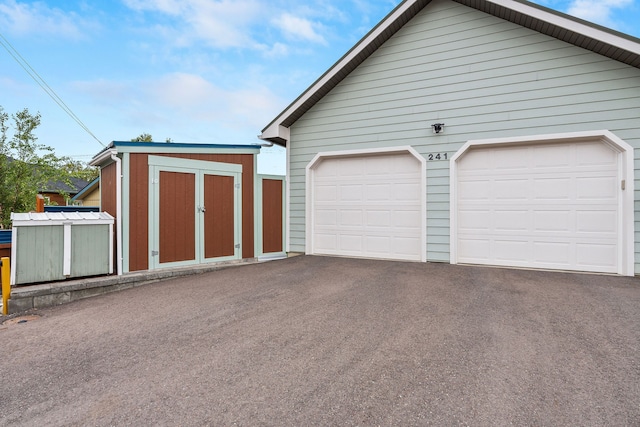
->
[[431, 123, 445, 134]]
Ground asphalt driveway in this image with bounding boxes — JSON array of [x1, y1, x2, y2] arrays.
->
[[1, 256, 639, 426]]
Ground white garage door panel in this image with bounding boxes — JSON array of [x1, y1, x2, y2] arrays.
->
[[312, 152, 422, 261], [456, 141, 620, 273]]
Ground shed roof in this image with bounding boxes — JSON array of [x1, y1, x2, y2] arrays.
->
[[260, 0, 640, 145], [90, 141, 261, 167], [107, 141, 262, 151], [11, 211, 114, 226]]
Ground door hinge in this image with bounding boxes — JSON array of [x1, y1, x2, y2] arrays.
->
[[235, 244, 240, 249], [151, 250, 159, 257], [235, 183, 241, 189], [151, 178, 159, 184], [621, 180, 626, 190]]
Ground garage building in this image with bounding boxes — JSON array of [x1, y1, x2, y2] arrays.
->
[[260, 0, 639, 276]]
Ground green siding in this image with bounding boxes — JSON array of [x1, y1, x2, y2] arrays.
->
[[71, 224, 110, 277], [287, 0, 640, 269], [15, 225, 65, 284]]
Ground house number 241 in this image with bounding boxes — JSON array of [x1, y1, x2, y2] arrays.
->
[[427, 153, 448, 161]]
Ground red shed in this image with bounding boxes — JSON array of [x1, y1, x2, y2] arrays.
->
[[91, 142, 285, 274]]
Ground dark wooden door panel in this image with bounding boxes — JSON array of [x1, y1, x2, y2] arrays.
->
[[159, 171, 196, 263], [204, 174, 235, 259], [262, 179, 283, 253]]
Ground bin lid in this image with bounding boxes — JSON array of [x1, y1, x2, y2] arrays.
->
[[11, 211, 115, 226]]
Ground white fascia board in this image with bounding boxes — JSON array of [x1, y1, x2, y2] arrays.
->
[[115, 145, 260, 155], [260, 125, 290, 142], [90, 149, 117, 167], [490, 0, 640, 55]]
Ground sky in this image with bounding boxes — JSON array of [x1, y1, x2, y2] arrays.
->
[[0, 0, 639, 175]]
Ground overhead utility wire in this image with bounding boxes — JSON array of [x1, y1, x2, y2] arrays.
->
[[0, 32, 106, 148]]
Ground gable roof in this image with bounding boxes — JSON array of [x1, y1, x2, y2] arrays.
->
[[70, 177, 100, 201], [260, 0, 640, 145], [41, 176, 90, 195]]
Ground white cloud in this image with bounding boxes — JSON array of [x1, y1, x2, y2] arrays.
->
[[566, 0, 633, 27], [275, 13, 327, 45], [123, 0, 266, 49], [147, 73, 282, 127], [122, 0, 184, 15], [0, 0, 93, 38], [70, 72, 286, 144], [263, 42, 290, 58], [148, 72, 215, 109], [122, 0, 336, 50], [75, 73, 281, 133], [188, 0, 264, 49], [71, 79, 131, 104]]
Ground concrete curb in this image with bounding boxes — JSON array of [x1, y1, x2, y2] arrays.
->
[[4, 258, 258, 314]]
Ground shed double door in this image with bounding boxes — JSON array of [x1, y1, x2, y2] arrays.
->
[[149, 159, 242, 269]]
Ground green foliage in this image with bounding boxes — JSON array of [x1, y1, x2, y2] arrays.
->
[[62, 159, 99, 182], [132, 133, 173, 143], [131, 133, 153, 142], [0, 106, 73, 228]]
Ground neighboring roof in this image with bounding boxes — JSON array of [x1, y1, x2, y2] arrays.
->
[[3, 155, 89, 195], [41, 176, 90, 195], [90, 141, 262, 166], [260, 0, 640, 145], [70, 177, 100, 201]]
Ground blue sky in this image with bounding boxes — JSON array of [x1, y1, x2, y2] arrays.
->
[[1, 0, 639, 174]]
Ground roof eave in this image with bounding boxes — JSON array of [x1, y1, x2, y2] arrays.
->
[[475, 0, 640, 56], [259, 125, 290, 146]]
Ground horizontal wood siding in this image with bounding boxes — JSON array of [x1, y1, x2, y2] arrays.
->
[[127, 153, 255, 272], [288, 0, 640, 267]]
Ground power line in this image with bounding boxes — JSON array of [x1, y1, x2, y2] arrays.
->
[[0, 31, 106, 148]]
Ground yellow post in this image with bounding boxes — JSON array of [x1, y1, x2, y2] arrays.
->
[[1, 257, 10, 315]]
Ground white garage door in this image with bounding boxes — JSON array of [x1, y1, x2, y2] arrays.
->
[[456, 141, 621, 274], [311, 152, 423, 261]]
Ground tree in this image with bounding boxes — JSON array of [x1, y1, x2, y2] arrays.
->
[[131, 133, 173, 143], [61, 159, 99, 182], [131, 133, 153, 142], [0, 107, 71, 228]]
